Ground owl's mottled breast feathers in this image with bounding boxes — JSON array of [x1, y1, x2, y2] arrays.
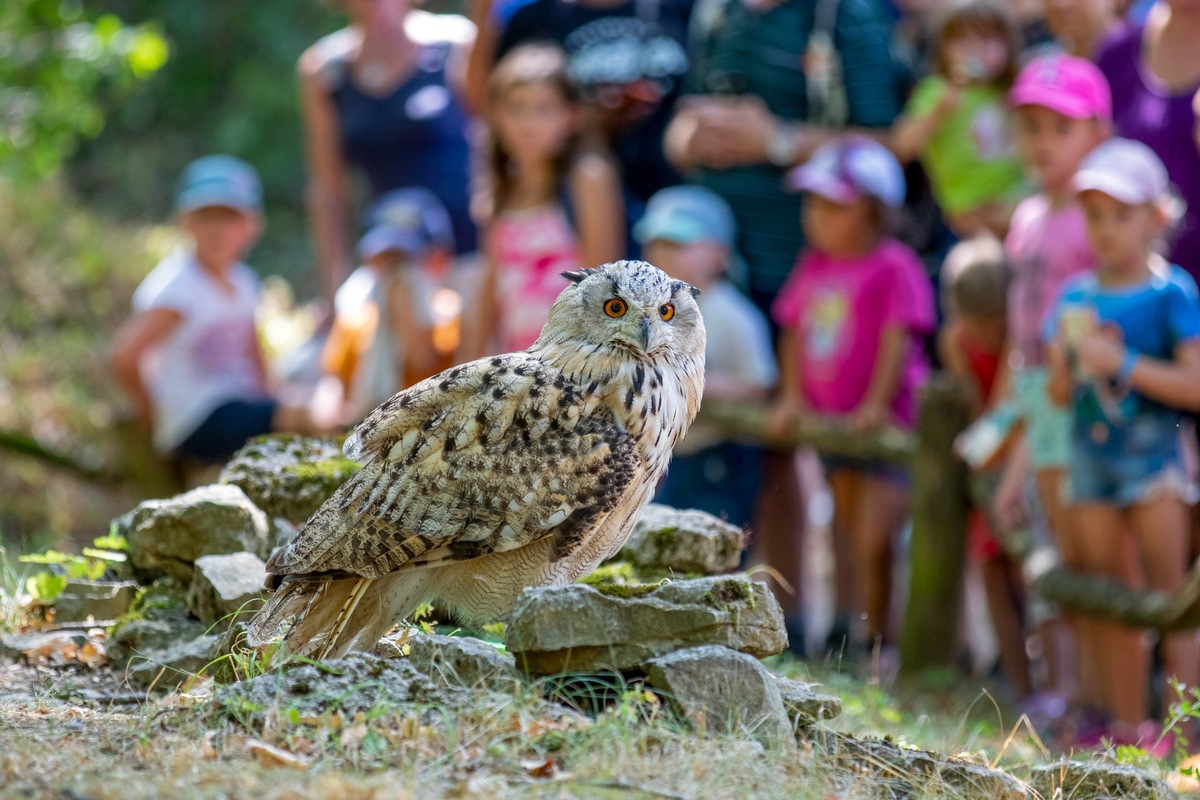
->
[[267, 353, 640, 585]]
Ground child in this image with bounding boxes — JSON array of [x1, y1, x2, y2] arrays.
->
[[320, 187, 454, 424], [636, 186, 777, 529], [110, 156, 333, 465], [466, 43, 624, 358], [996, 54, 1112, 729], [771, 135, 935, 656], [891, 0, 1027, 238], [941, 236, 1072, 713], [1045, 138, 1200, 748]]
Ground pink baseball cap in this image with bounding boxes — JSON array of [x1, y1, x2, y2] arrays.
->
[[1073, 137, 1170, 205], [1010, 54, 1112, 121]]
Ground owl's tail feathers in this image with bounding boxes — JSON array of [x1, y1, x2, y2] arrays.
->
[[245, 570, 436, 661], [245, 575, 375, 660]]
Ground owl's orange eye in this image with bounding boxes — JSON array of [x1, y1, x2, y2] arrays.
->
[[604, 298, 627, 318], [658, 303, 675, 321]]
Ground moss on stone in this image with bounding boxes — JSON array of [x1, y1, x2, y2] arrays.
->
[[702, 578, 756, 611], [588, 581, 663, 598], [283, 457, 361, 483]]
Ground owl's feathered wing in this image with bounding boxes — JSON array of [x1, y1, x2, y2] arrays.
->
[[246, 352, 640, 658]]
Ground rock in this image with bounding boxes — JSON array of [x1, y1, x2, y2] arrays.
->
[[111, 618, 203, 659], [108, 580, 207, 667], [216, 653, 520, 728], [771, 675, 841, 725], [219, 435, 357, 524], [53, 579, 138, 623], [645, 645, 791, 746], [374, 633, 520, 691], [819, 734, 1030, 799], [187, 552, 267, 627], [1028, 760, 1175, 800], [126, 484, 272, 581], [123, 633, 222, 690], [621, 504, 744, 574], [505, 574, 787, 675]]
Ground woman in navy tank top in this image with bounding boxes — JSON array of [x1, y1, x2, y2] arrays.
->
[[300, 0, 477, 304]]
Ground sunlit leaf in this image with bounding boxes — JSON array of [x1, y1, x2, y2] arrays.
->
[[26, 571, 69, 604]]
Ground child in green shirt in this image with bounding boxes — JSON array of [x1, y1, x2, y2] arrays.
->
[[891, 0, 1029, 238]]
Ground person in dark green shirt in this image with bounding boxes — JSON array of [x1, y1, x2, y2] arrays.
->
[[665, 0, 902, 318]]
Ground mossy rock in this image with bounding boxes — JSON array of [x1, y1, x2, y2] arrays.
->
[[219, 434, 359, 523], [506, 574, 787, 675]]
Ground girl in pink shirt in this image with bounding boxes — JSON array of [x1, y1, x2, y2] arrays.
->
[[465, 43, 624, 357], [771, 136, 935, 656]]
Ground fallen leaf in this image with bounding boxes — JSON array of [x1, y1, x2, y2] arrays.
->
[[340, 723, 369, 751], [201, 731, 219, 760], [246, 738, 309, 770], [520, 758, 558, 779]]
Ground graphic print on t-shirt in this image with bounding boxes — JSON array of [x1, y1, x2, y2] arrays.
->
[[805, 289, 849, 361]]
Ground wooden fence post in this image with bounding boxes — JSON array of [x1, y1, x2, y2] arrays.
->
[[899, 374, 974, 673]]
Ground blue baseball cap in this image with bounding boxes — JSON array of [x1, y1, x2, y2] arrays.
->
[[633, 185, 737, 248], [786, 134, 906, 208], [362, 187, 455, 256], [175, 155, 262, 214]]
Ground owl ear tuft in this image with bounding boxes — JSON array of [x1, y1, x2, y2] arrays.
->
[[674, 280, 701, 298], [562, 268, 597, 284]]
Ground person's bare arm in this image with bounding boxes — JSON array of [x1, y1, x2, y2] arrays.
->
[[459, 0, 496, 116], [109, 308, 182, 435], [248, 320, 273, 394], [888, 83, 960, 164], [1045, 339, 1073, 407], [852, 326, 908, 430], [568, 152, 625, 267], [388, 273, 437, 387], [768, 329, 807, 434], [299, 46, 353, 305], [1077, 335, 1200, 411], [461, 250, 499, 362]]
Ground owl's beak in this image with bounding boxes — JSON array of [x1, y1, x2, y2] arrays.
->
[[640, 315, 653, 352]]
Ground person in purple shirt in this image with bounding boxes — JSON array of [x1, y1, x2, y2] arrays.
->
[[1095, 0, 1200, 281]]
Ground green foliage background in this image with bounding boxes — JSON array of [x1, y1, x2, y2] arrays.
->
[[69, 0, 345, 296], [2, 1, 348, 543]]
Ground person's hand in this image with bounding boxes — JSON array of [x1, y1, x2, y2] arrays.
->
[[767, 396, 806, 436], [849, 399, 889, 432], [1075, 324, 1125, 380], [992, 462, 1025, 530], [933, 80, 964, 117], [683, 95, 780, 168], [1045, 337, 1069, 374]]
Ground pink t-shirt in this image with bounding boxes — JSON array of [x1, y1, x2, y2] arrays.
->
[[488, 203, 579, 351], [1004, 195, 1096, 368], [772, 238, 935, 428]]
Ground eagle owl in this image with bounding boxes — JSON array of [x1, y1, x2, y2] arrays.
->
[[247, 261, 706, 659]]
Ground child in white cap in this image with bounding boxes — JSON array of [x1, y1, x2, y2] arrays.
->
[[770, 134, 935, 659], [1045, 137, 1200, 750], [111, 156, 335, 465]]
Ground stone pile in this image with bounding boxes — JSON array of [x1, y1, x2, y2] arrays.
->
[[4, 435, 1175, 799]]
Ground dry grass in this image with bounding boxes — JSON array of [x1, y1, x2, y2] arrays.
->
[[0, 654, 1062, 800]]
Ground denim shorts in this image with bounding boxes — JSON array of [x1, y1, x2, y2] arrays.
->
[[1068, 414, 1195, 507], [1011, 368, 1072, 470], [175, 398, 277, 464]]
